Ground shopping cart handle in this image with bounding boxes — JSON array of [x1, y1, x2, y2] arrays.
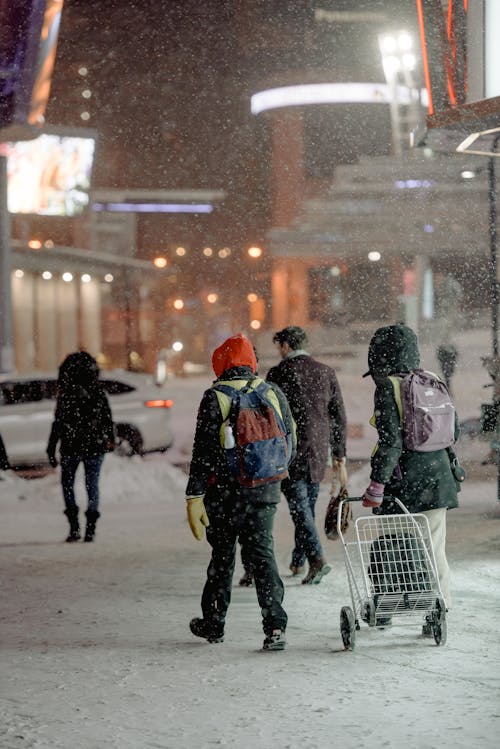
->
[[342, 496, 366, 502]]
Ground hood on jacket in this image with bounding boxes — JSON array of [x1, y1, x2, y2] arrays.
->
[[58, 351, 100, 393], [364, 324, 420, 382], [212, 333, 257, 378]]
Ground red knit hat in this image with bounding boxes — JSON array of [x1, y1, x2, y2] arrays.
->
[[212, 333, 257, 377]]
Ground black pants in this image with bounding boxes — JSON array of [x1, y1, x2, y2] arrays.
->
[[202, 489, 287, 636]]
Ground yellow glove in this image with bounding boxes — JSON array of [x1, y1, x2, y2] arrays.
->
[[331, 457, 348, 497], [186, 496, 209, 540]]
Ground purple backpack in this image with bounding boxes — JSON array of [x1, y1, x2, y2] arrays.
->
[[388, 369, 455, 452]]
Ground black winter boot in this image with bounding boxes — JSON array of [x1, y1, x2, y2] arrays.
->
[[189, 617, 224, 643], [64, 507, 81, 543], [84, 510, 100, 542]]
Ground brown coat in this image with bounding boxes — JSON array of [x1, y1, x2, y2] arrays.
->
[[266, 354, 346, 483]]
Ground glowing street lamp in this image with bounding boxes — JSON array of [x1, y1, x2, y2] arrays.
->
[[378, 31, 419, 155], [248, 246, 262, 258]]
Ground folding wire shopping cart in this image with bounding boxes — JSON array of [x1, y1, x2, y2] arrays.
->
[[337, 497, 447, 650]]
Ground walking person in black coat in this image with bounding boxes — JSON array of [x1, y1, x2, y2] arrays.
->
[[0, 432, 11, 472], [47, 352, 115, 543], [267, 326, 348, 584], [361, 324, 463, 626]]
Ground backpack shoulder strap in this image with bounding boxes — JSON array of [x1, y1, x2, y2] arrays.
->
[[212, 382, 240, 422], [369, 375, 404, 427], [387, 375, 403, 423], [251, 379, 286, 426]]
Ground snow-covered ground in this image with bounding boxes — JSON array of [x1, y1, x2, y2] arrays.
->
[[1, 328, 499, 749]]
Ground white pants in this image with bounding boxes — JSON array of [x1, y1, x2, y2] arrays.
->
[[420, 507, 451, 609]]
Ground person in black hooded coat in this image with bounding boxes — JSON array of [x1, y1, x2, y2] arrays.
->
[[361, 324, 463, 617], [47, 352, 115, 543]]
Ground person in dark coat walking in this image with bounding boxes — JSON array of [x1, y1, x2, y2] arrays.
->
[[362, 324, 463, 620], [266, 326, 347, 584], [436, 343, 458, 392], [185, 333, 296, 651], [0, 432, 11, 472], [47, 351, 115, 543]]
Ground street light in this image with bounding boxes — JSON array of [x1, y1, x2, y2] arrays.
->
[[378, 31, 420, 156]]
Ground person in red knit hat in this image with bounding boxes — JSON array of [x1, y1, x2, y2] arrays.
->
[[185, 333, 296, 651]]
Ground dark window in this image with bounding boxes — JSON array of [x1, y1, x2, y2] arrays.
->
[[100, 380, 135, 395], [0, 379, 58, 405]]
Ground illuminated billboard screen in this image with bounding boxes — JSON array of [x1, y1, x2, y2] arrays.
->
[[6, 129, 96, 216]]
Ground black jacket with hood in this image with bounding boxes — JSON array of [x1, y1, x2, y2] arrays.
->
[[47, 352, 114, 459], [366, 324, 461, 514]]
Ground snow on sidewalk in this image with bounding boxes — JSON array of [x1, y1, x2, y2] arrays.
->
[[0, 453, 499, 749]]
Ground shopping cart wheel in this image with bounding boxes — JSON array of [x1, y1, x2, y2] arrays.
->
[[340, 606, 356, 651], [432, 597, 447, 646], [362, 600, 376, 627]]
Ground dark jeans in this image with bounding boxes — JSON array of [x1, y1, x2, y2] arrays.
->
[[202, 490, 287, 636], [281, 478, 323, 567], [61, 454, 105, 514]]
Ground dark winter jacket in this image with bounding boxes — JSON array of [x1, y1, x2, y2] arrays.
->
[[367, 324, 461, 514], [266, 352, 346, 483], [186, 365, 296, 505], [47, 356, 114, 459]]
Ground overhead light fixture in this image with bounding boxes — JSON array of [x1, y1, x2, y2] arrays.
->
[[92, 202, 214, 214], [251, 82, 415, 114]]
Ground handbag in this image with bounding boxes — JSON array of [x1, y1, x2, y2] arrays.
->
[[324, 487, 351, 540], [450, 456, 466, 482], [447, 447, 466, 482]]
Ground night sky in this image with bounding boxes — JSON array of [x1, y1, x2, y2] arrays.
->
[[46, 0, 420, 261]]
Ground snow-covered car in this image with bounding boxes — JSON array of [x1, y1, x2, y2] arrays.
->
[[0, 370, 174, 467]]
